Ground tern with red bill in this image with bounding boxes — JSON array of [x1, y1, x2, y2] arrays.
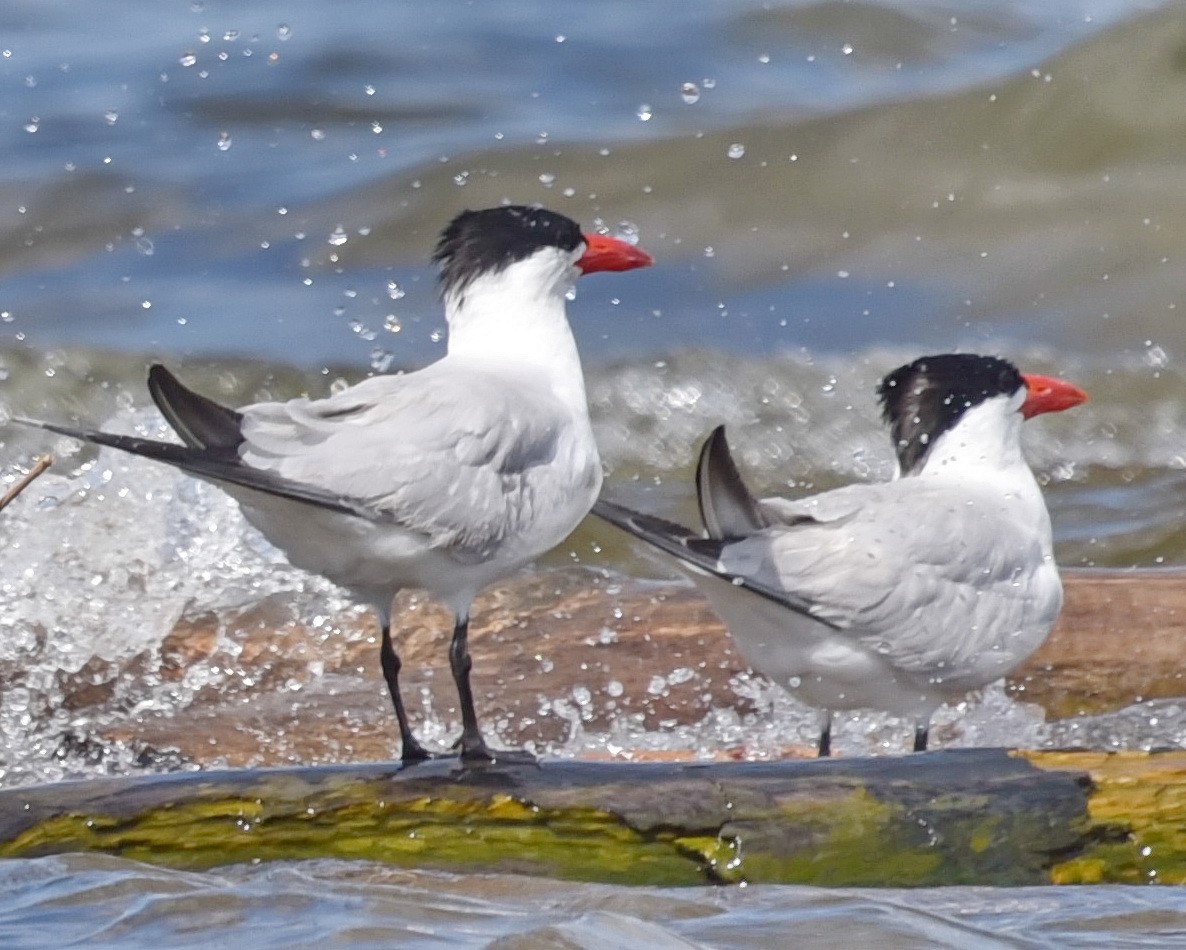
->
[[595, 354, 1087, 755], [17, 205, 653, 764]]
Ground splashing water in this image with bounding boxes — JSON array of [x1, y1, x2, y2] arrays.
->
[[0, 409, 357, 786]]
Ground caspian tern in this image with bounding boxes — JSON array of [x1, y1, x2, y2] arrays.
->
[[595, 354, 1087, 756], [16, 205, 653, 764]]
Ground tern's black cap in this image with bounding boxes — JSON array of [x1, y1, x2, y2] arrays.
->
[[433, 205, 584, 298], [878, 354, 1025, 474]]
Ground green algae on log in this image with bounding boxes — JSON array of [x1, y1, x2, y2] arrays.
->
[[1026, 750, 1186, 885], [0, 749, 1110, 886]]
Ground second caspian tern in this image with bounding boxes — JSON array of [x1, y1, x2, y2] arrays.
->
[[595, 354, 1087, 755], [17, 205, 653, 764]]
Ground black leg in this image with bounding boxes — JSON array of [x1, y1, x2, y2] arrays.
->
[[912, 723, 928, 753], [379, 624, 432, 763], [817, 711, 832, 758], [448, 615, 495, 762]]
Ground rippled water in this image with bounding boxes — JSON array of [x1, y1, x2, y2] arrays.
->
[[2, 856, 1186, 949], [3, 0, 1186, 943]]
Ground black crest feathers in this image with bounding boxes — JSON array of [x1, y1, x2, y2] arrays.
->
[[433, 205, 583, 299], [877, 354, 1025, 475]]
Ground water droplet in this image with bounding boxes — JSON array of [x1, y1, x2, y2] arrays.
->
[[1144, 342, 1168, 368], [136, 237, 154, 256], [23, 117, 39, 134], [429, 329, 443, 343], [277, 23, 291, 41], [538, 172, 555, 187], [606, 680, 624, 697], [646, 675, 667, 695], [104, 110, 119, 126], [216, 131, 232, 151], [842, 43, 854, 55], [572, 685, 592, 706], [327, 226, 348, 247], [223, 30, 239, 42], [680, 82, 700, 104], [727, 143, 745, 159], [310, 129, 325, 141], [636, 103, 653, 121], [383, 314, 402, 333], [364, 84, 375, 96], [702, 77, 717, 89], [615, 221, 639, 245], [386, 281, 404, 301], [369, 348, 394, 373]]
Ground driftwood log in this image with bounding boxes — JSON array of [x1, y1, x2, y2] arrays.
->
[[7, 567, 1186, 888], [66, 566, 1186, 767], [1, 750, 1184, 886]]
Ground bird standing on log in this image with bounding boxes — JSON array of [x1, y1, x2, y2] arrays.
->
[[595, 354, 1086, 755], [16, 205, 653, 764]]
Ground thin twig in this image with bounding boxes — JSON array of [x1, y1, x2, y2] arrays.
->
[[0, 455, 52, 513]]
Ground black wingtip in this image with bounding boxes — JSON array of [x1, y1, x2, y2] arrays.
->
[[147, 364, 243, 452], [592, 497, 700, 546], [695, 424, 766, 540], [593, 492, 838, 630]]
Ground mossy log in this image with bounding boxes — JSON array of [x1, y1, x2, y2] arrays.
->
[[3, 750, 1185, 886]]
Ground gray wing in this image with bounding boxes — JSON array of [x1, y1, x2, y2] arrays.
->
[[237, 365, 574, 556], [718, 479, 1054, 678]]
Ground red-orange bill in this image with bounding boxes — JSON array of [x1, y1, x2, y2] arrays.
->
[[577, 233, 654, 274], [1020, 373, 1088, 419]]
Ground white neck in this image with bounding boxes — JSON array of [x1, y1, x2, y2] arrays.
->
[[910, 393, 1051, 546], [913, 394, 1027, 479], [444, 248, 588, 413]]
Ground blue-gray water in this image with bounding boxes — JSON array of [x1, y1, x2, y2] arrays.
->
[[2, 855, 1186, 949], [3, 0, 1186, 944]]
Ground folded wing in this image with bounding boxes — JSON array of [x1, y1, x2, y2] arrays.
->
[[236, 364, 573, 557], [715, 478, 1054, 680]]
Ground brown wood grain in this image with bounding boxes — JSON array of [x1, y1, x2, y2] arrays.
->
[[86, 567, 1186, 767]]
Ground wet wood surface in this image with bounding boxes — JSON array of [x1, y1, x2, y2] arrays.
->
[[2, 748, 1185, 886], [8, 567, 1186, 887], [71, 566, 1186, 768]]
